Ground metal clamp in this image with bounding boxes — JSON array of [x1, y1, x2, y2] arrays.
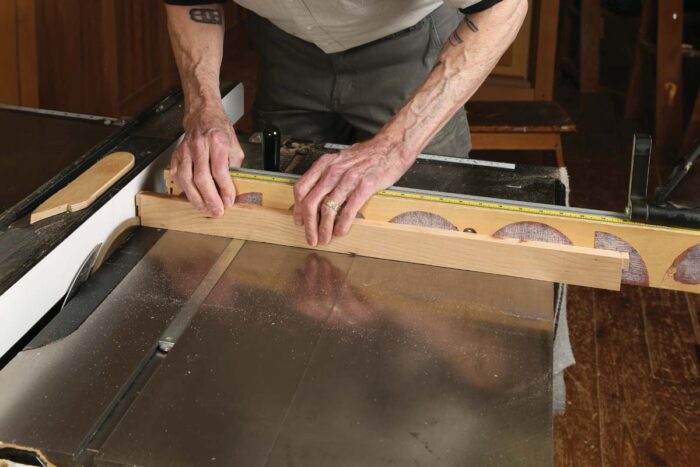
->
[[627, 134, 700, 228]]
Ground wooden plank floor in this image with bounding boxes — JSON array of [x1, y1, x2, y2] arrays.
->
[[219, 27, 700, 465], [552, 82, 700, 465], [555, 286, 700, 466]]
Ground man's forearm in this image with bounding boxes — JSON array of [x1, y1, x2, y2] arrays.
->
[[165, 3, 226, 112], [380, 0, 528, 164], [165, 3, 243, 218]]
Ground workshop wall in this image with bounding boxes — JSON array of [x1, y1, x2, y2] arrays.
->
[[37, 0, 179, 116], [473, 0, 559, 101], [0, 0, 250, 117], [1, 0, 551, 116], [0, 0, 180, 117], [0, 0, 38, 107]]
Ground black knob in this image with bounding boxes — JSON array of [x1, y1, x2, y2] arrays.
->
[[262, 126, 281, 171]]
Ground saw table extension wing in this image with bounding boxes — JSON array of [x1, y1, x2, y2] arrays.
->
[[3, 85, 696, 466], [0, 231, 554, 466], [0, 110, 565, 465]]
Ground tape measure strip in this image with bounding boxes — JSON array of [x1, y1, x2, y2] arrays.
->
[[323, 143, 516, 170], [229, 169, 689, 230]]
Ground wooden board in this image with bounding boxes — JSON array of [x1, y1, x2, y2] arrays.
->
[[533, 0, 560, 100], [681, 88, 700, 156], [163, 170, 700, 293], [656, 0, 684, 150], [138, 192, 628, 290], [31, 152, 134, 224], [471, 76, 535, 102], [466, 101, 576, 133], [469, 133, 565, 167], [0, 0, 20, 105], [469, 133, 562, 150], [579, 0, 602, 93]]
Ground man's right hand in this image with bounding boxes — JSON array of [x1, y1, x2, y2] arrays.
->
[[171, 105, 244, 217], [164, 2, 237, 217]]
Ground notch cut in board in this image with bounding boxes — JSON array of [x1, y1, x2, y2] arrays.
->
[[30, 152, 135, 224], [162, 169, 700, 293], [137, 192, 629, 290]]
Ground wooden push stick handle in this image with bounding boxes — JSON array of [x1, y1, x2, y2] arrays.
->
[[30, 152, 135, 224]]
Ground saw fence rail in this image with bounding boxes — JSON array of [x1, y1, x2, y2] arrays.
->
[[159, 169, 700, 294]]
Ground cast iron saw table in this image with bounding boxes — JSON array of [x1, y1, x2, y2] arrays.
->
[[0, 85, 560, 466]]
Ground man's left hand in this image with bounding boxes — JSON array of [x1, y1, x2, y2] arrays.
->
[[292, 135, 415, 246]]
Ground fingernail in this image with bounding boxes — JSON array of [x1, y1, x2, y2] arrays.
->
[[195, 204, 205, 211], [224, 196, 234, 207], [212, 207, 223, 217], [295, 218, 302, 226]]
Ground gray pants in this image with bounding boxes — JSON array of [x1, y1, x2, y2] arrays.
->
[[248, 5, 471, 157]]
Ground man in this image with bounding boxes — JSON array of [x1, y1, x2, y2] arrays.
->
[[164, 0, 527, 246]]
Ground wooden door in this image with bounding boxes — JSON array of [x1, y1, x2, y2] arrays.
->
[[473, 0, 560, 101], [34, 0, 178, 116], [0, 0, 38, 107]]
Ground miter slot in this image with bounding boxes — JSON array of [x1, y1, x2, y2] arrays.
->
[[157, 239, 246, 352]]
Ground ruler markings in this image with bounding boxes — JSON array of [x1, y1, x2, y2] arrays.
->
[[322, 143, 516, 169], [228, 169, 692, 231]]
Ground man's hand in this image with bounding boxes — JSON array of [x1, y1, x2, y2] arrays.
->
[[292, 135, 415, 246], [171, 105, 243, 217], [164, 3, 238, 217], [293, 0, 527, 246]]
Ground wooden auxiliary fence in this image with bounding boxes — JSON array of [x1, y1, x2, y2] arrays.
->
[[151, 169, 700, 294]]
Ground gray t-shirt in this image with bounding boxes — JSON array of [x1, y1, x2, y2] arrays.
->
[[234, 0, 481, 53], [167, 0, 483, 53]]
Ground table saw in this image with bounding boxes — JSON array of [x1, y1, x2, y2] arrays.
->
[[0, 83, 591, 466]]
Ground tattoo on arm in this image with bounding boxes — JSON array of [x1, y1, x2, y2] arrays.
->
[[464, 16, 479, 32], [189, 8, 223, 25], [447, 15, 479, 48], [448, 30, 464, 46]]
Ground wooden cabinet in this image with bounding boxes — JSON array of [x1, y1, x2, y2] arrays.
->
[[0, 0, 39, 107], [0, 0, 179, 117], [1, 0, 560, 112], [490, 2, 533, 80], [473, 0, 560, 101]]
